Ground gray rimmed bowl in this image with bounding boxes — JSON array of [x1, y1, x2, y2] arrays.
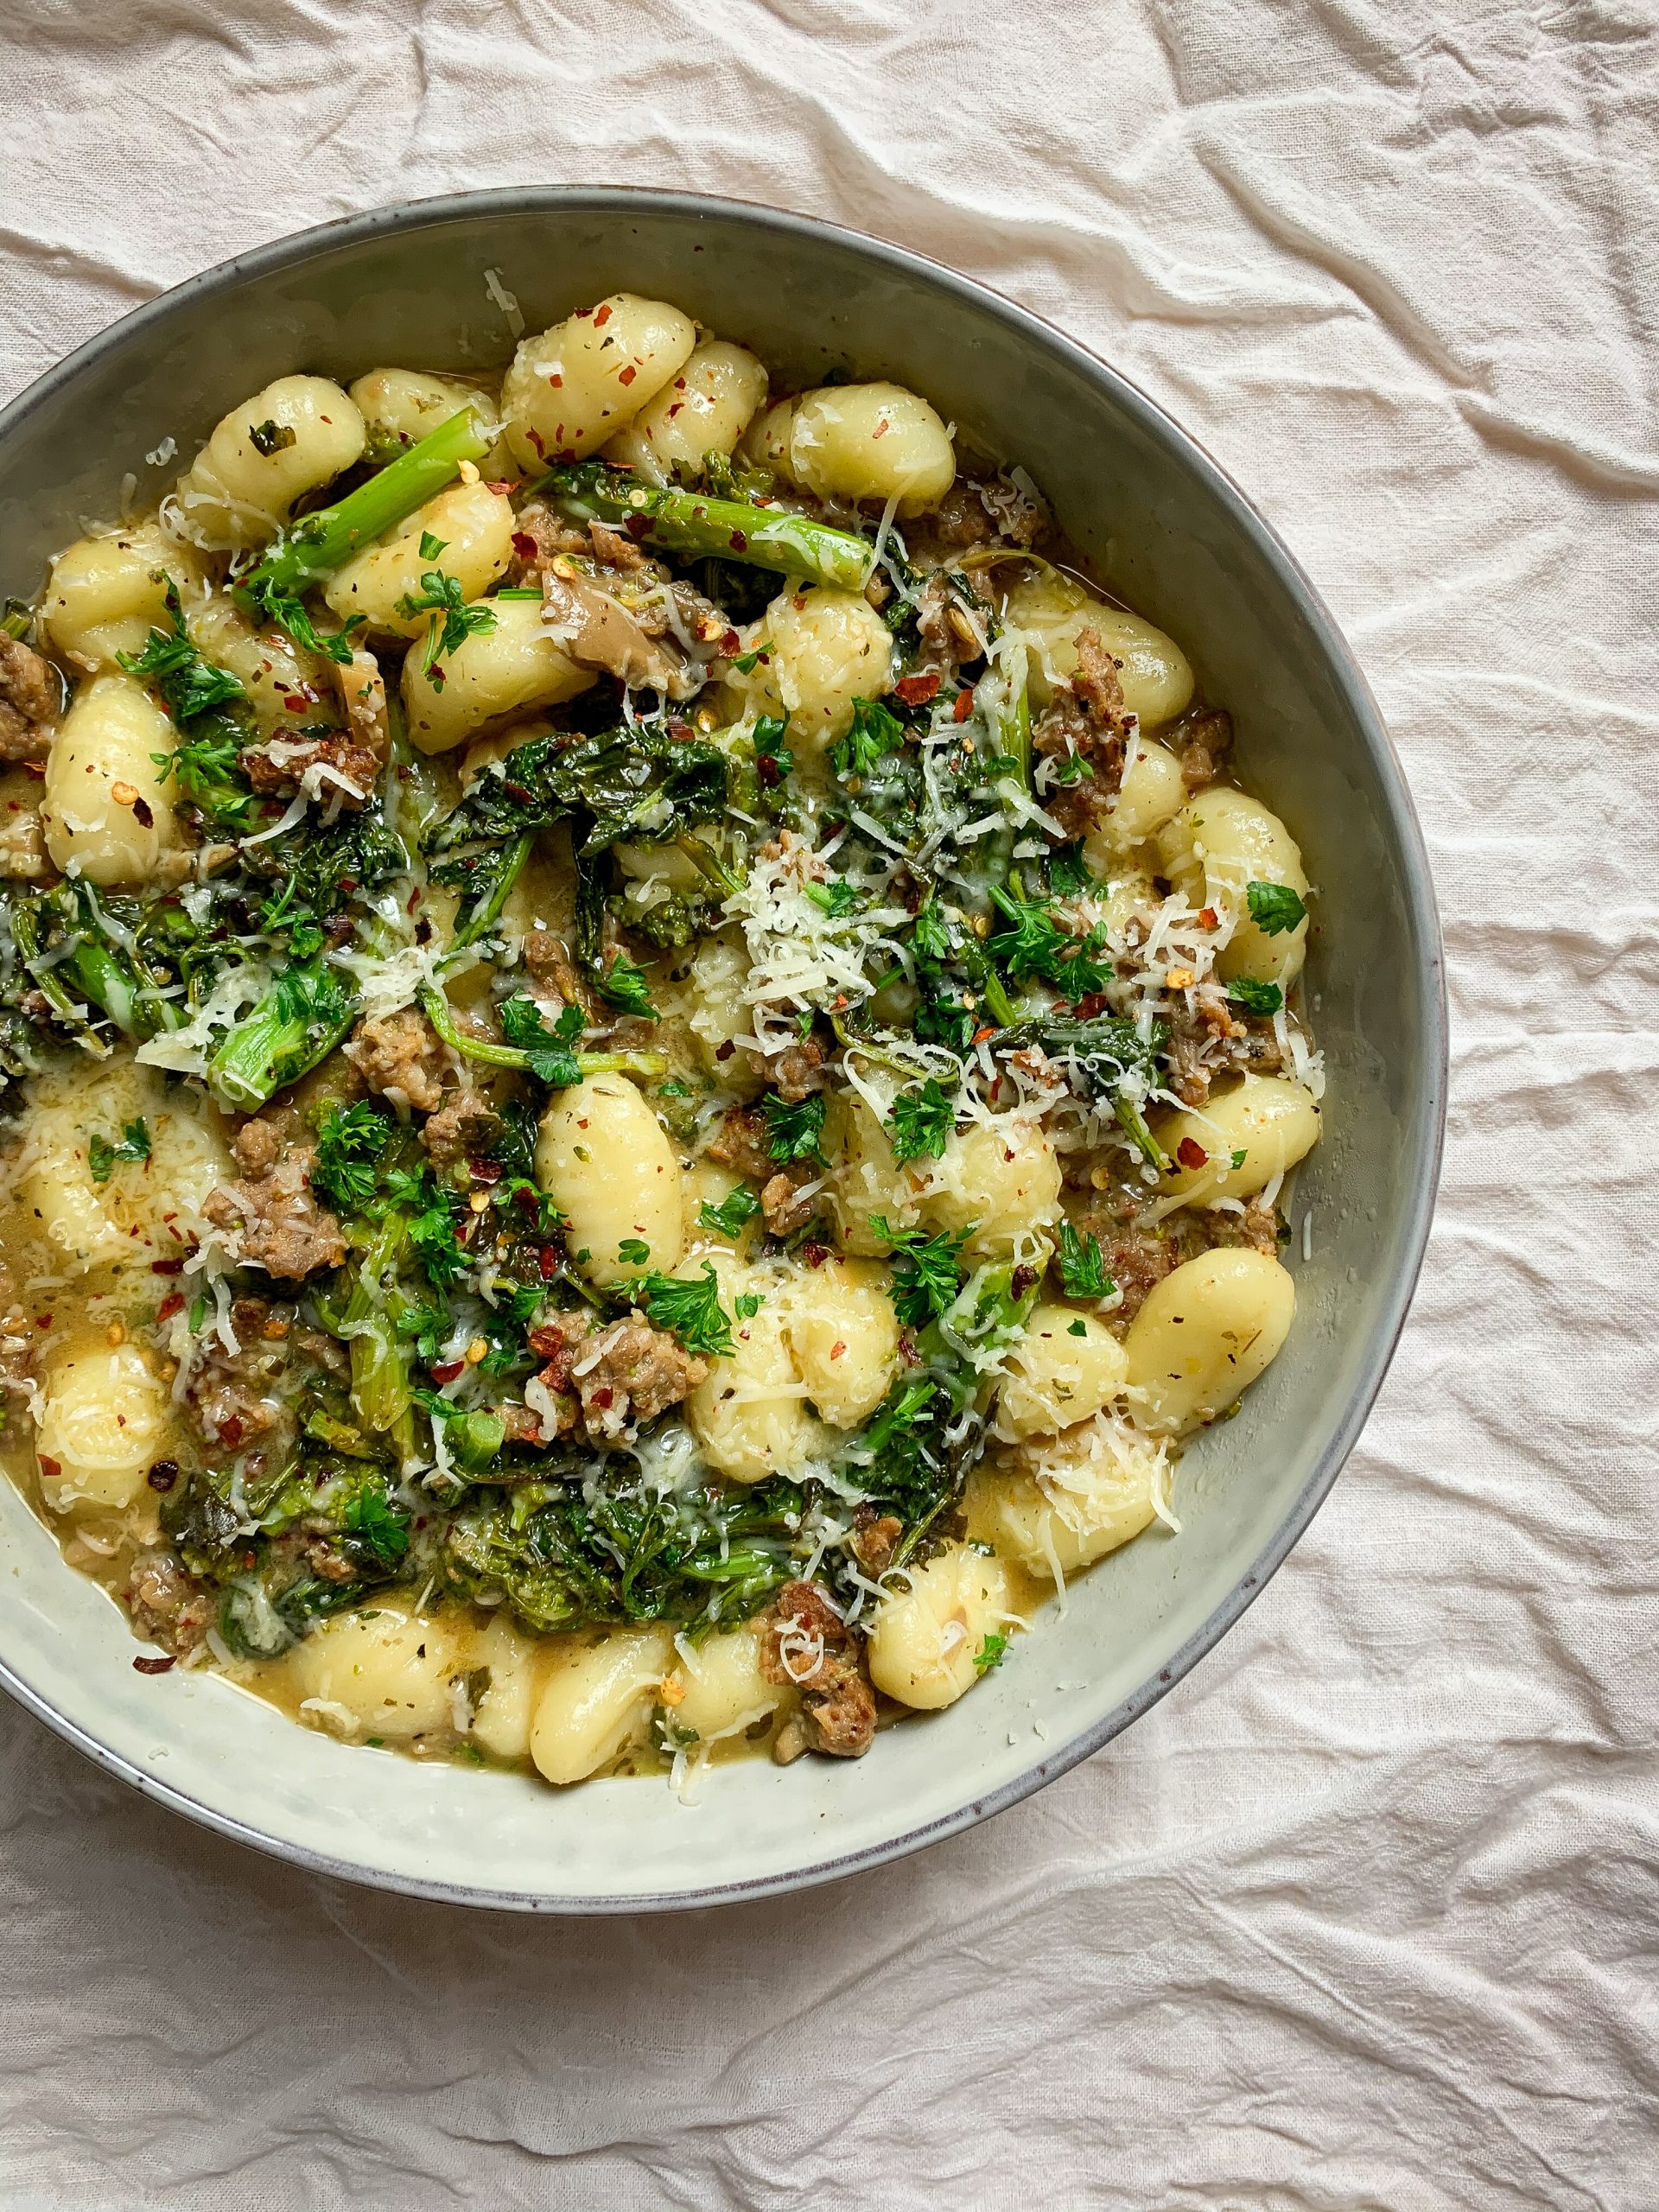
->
[[0, 189, 1445, 1911]]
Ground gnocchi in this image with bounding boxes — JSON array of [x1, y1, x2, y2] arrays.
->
[[0, 284, 1323, 1803]]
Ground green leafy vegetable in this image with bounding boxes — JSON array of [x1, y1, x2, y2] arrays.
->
[[886, 1077, 956, 1165], [830, 696, 904, 783], [1245, 880, 1307, 936], [428, 720, 730, 859], [870, 1220, 973, 1327], [595, 952, 658, 1020], [343, 1486, 410, 1568], [632, 1263, 734, 1358], [396, 568, 498, 684], [700, 1185, 761, 1239], [1228, 976, 1284, 1015], [499, 995, 586, 1087], [118, 582, 244, 722], [975, 1630, 1009, 1674], [761, 1091, 827, 1164], [618, 1237, 652, 1266], [986, 888, 1110, 1000], [1057, 1221, 1114, 1300], [312, 1102, 394, 1216], [87, 1118, 150, 1183], [804, 877, 861, 918]]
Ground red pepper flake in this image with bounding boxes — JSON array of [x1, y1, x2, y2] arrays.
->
[[1011, 1265, 1037, 1299], [547, 372, 563, 388], [156, 1293, 185, 1322], [728, 529, 748, 551], [594, 302, 613, 326], [1198, 906, 1219, 929], [132, 796, 154, 829], [38, 1454, 60, 1479], [503, 780, 535, 804], [952, 686, 975, 723], [625, 513, 652, 541], [756, 754, 782, 790], [718, 628, 741, 656], [512, 531, 538, 560], [147, 1459, 180, 1492], [871, 419, 889, 440], [537, 1245, 560, 1281], [970, 1025, 997, 1046], [1177, 1137, 1209, 1171], [219, 1414, 245, 1446], [617, 364, 637, 386], [430, 1360, 465, 1385], [150, 1258, 186, 1276], [894, 671, 940, 707], [1073, 992, 1110, 1020], [802, 1242, 830, 1269], [715, 1040, 735, 1062], [468, 1154, 503, 1185], [666, 716, 694, 743], [282, 694, 308, 713], [34, 1315, 52, 1331], [526, 427, 546, 457], [589, 1385, 615, 1409], [133, 1656, 175, 1675]]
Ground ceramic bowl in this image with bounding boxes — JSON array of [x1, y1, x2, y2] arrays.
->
[[0, 189, 1445, 1910]]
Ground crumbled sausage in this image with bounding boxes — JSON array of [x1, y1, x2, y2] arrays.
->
[[0, 636, 59, 763], [745, 1034, 828, 1103], [420, 1093, 500, 1165], [124, 1548, 214, 1659], [763, 1580, 877, 1761], [705, 1104, 777, 1185], [0, 1263, 35, 1406], [521, 930, 594, 1016], [1031, 626, 1135, 840], [204, 1115, 346, 1281], [1176, 707, 1232, 795], [526, 1312, 708, 1446], [760, 1170, 817, 1238], [241, 729, 381, 808], [849, 1507, 903, 1577], [1166, 993, 1283, 1108], [344, 1008, 449, 1115]]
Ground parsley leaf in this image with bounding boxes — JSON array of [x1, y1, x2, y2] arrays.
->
[[699, 1185, 762, 1239], [1057, 1220, 1114, 1300], [734, 641, 770, 675], [761, 1091, 827, 1164], [804, 877, 861, 918], [1047, 842, 1091, 896], [499, 995, 586, 1087], [343, 1487, 410, 1568], [734, 1292, 765, 1320], [394, 569, 498, 687], [87, 1118, 150, 1183], [887, 1077, 956, 1165], [870, 1219, 972, 1327], [633, 1263, 734, 1357], [118, 585, 245, 723], [417, 531, 448, 562], [241, 574, 363, 665], [911, 897, 952, 962], [1245, 880, 1306, 936], [618, 1237, 652, 1266], [974, 1630, 1009, 1675], [987, 888, 1110, 1000], [830, 695, 904, 781], [596, 953, 658, 1020], [1228, 976, 1284, 1015], [247, 418, 296, 456], [312, 1101, 394, 1217], [384, 1165, 469, 1289]]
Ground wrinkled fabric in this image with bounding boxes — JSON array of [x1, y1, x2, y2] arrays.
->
[[2, 1, 1657, 2205]]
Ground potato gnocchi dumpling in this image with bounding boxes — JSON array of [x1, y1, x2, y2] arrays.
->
[[0, 286, 1319, 1799]]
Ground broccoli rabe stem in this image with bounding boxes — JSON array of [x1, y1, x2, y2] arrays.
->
[[243, 407, 495, 599], [417, 987, 668, 1081], [207, 958, 356, 1111], [443, 832, 533, 963], [10, 894, 181, 1043], [334, 1213, 417, 1458], [537, 461, 874, 592]]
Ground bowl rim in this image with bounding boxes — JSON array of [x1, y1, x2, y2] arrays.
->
[[0, 184, 1447, 1913]]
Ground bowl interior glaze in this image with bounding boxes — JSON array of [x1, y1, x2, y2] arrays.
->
[[0, 191, 1444, 1910]]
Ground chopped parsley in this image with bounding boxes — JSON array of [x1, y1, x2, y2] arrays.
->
[[417, 531, 448, 562], [118, 585, 245, 723], [87, 1119, 150, 1183], [734, 1292, 765, 1320], [499, 995, 585, 1087], [804, 877, 861, 918], [1057, 1220, 1114, 1300], [830, 695, 904, 782], [974, 1630, 1010, 1675], [618, 1237, 652, 1266], [247, 418, 296, 456], [752, 713, 794, 785], [986, 888, 1110, 1001], [395, 568, 499, 685], [312, 1102, 394, 1216], [911, 897, 952, 962], [343, 1488, 410, 1568], [384, 1166, 468, 1289], [870, 1220, 972, 1326], [886, 1077, 956, 1165], [633, 1263, 734, 1357], [1228, 976, 1284, 1015], [699, 1185, 762, 1239], [761, 1090, 827, 1165], [1245, 880, 1307, 936], [595, 952, 658, 1020]]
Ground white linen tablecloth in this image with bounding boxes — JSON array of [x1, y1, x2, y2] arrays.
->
[[2, 2, 1656, 2203]]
